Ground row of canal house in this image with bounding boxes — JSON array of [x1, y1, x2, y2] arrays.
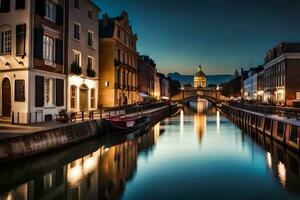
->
[[0, 0, 170, 123], [243, 42, 300, 106]]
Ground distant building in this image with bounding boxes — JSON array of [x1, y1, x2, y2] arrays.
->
[[194, 65, 206, 88], [263, 42, 300, 106], [154, 72, 160, 100], [157, 73, 170, 100], [243, 66, 263, 100], [257, 70, 264, 102], [98, 11, 139, 107], [137, 55, 156, 100]]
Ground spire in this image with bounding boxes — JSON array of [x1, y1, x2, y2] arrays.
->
[[198, 64, 202, 72]]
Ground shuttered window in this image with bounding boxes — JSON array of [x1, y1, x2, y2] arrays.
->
[[43, 34, 54, 65], [56, 4, 63, 26], [35, 76, 44, 107], [15, 0, 25, 10], [56, 79, 64, 106], [16, 24, 26, 56], [34, 27, 43, 59], [55, 38, 63, 65], [0, 0, 10, 12], [0, 28, 11, 54]]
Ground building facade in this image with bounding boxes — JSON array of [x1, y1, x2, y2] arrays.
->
[[98, 11, 139, 107], [154, 72, 160, 100], [65, 0, 100, 112], [243, 67, 263, 100], [257, 70, 264, 102], [157, 73, 170, 100], [0, 0, 66, 123], [194, 65, 206, 88], [263, 43, 300, 106], [137, 55, 156, 100]]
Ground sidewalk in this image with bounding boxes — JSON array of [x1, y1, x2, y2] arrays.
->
[[0, 105, 169, 140]]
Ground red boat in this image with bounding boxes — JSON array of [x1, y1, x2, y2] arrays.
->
[[104, 115, 150, 134]]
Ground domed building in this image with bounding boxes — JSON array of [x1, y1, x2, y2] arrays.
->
[[194, 65, 206, 88]]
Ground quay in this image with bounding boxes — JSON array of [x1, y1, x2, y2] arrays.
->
[[217, 102, 300, 152], [0, 101, 185, 163]]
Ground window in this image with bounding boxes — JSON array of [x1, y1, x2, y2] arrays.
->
[[88, 31, 93, 46], [117, 29, 120, 38], [74, 0, 79, 10], [73, 23, 80, 40], [117, 49, 121, 61], [45, 0, 56, 22], [88, 56, 93, 69], [90, 88, 95, 108], [73, 51, 81, 66], [88, 10, 93, 20], [0, 29, 11, 54], [71, 86, 77, 109], [44, 79, 56, 107], [43, 35, 55, 65]]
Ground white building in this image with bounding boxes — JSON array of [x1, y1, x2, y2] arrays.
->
[[0, 0, 66, 123], [66, 0, 100, 112], [243, 70, 259, 100]]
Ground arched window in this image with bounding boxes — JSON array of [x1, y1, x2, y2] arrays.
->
[[70, 85, 77, 109], [90, 88, 95, 109]]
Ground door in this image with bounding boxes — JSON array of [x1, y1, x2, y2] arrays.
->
[[2, 78, 11, 117], [80, 89, 88, 111]]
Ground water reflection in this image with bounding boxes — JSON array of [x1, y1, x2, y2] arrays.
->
[[1, 101, 300, 199], [0, 123, 161, 200]]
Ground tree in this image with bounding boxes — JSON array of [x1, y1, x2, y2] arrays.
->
[[220, 76, 241, 97], [170, 79, 181, 97]]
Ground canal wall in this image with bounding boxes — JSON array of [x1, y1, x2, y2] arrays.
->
[[220, 104, 300, 152], [0, 104, 179, 163]]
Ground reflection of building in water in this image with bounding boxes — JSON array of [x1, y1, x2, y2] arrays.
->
[[99, 140, 137, 200], [194, 100, 207, 143], [264, 141, 300, 193], [0, 125, 160, 200]]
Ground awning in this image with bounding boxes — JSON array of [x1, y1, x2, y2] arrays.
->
[[138, 92, 150, 98]]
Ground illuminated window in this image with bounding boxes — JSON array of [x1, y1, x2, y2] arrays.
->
[[44, 79, 56, 106], [90, 88, 95, 108], [43, 35, 55, 65], [71, 86, 77, 109], [296, 92, 300, 100]]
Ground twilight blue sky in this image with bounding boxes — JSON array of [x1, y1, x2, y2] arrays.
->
[[94, 0, 300, 75]]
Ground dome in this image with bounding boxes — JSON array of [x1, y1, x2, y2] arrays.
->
[[195, 65, 206, 77]]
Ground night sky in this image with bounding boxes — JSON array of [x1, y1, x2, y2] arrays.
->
[[94, 0, 300, 75]]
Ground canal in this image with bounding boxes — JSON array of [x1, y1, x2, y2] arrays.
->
[[1, 99, 300, 200]]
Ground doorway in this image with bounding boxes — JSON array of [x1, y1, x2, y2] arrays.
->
[[80, 85, 88, 111], [2, 78, 11, 117]]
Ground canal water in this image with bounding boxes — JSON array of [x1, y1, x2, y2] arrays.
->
[[1, 99, 300, 200]]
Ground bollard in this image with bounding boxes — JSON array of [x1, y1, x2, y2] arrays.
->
[[82, 111, 84, 121], [11, 111, 14, 124]]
